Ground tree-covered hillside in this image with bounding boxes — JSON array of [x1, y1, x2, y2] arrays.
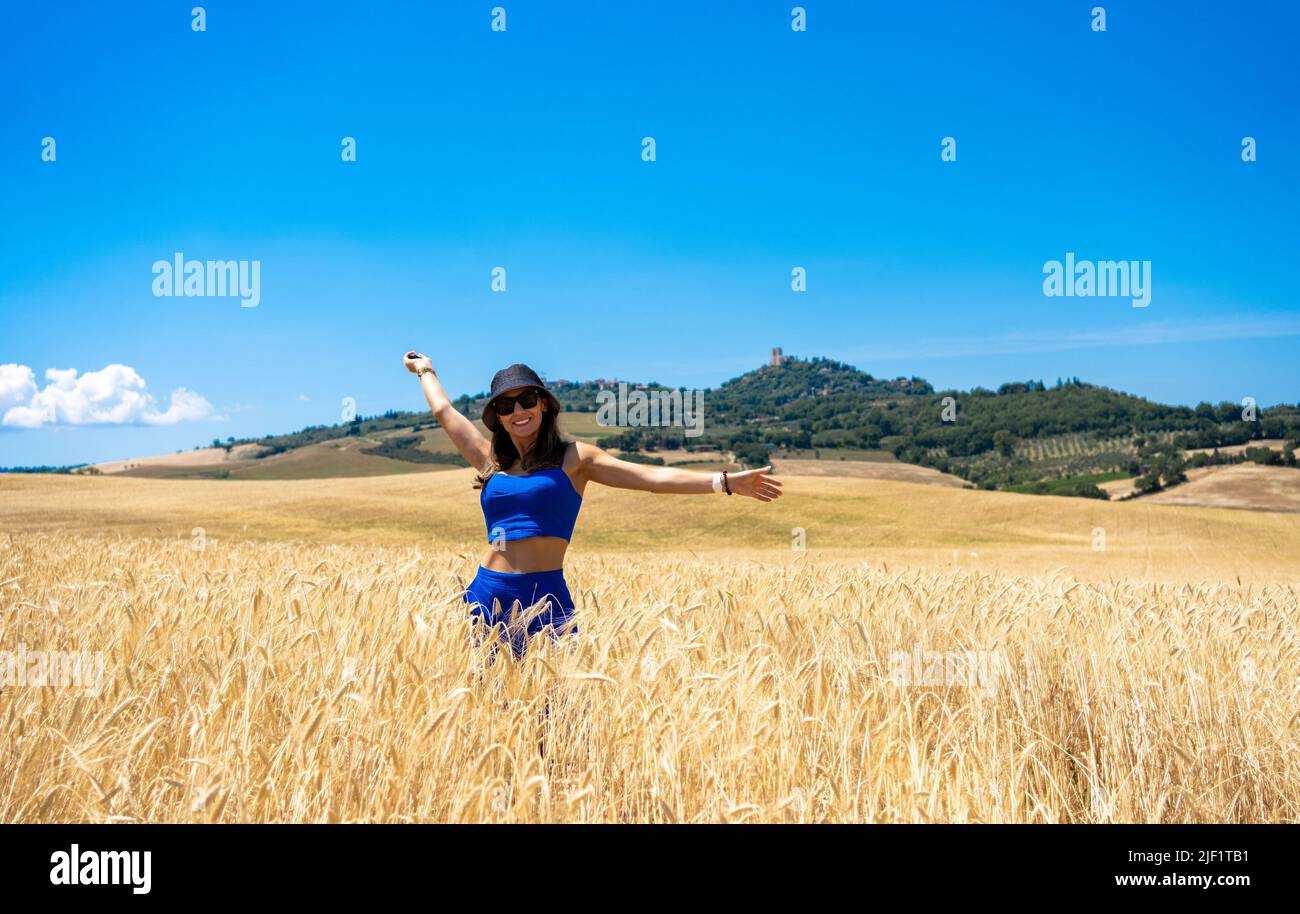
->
[[208, 355, 1300, 495], [591, 357, 1300, 490]]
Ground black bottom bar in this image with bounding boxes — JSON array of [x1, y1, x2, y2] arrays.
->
[[0, 824, 1277, 899]]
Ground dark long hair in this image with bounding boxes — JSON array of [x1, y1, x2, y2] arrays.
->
[[473, 395, 568, 489]]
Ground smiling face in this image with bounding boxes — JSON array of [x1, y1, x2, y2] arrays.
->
[[494, 385, 546, 448]]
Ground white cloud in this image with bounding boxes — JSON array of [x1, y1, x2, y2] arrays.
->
[[0, 364, 38, 414], [0, 363, 214, 428], [297, 394, 310, 402]]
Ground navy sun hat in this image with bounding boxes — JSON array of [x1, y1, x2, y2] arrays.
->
[[480, 363, 562, 430]]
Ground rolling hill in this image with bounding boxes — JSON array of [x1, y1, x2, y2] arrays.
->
[[38, 355, 1298, 511]]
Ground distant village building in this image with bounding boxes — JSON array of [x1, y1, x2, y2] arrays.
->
[[770, 347, 784, 367]]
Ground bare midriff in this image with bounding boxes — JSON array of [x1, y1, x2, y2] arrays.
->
[[481, 536, 570, 573]]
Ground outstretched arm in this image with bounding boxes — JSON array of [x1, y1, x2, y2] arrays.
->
[[403, 351, 491, 472], [575, 441, 783, 502]]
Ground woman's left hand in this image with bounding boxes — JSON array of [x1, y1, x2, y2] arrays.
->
[[728, 465, 784, 502]]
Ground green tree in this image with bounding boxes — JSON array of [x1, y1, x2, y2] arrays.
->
[[993, 429, 1016, 458]]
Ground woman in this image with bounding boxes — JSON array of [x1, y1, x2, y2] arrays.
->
[[403, 352, 784, 659]]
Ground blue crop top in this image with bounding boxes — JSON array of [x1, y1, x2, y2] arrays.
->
[[481, 466, 583, 543]]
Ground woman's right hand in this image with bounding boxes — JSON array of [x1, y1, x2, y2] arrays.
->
[[403, 351, 433, 375], [404, 350, 491, 472]]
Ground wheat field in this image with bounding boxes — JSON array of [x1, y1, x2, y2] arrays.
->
[[2, 472, 1299, 822]]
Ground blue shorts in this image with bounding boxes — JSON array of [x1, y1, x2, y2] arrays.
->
[[463, 566, 578, 660]]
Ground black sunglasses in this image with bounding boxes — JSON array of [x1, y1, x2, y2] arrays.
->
[[492, 389, 542, 416]]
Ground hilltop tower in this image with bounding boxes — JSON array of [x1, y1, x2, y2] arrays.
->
[[770, 347, 784, 367]]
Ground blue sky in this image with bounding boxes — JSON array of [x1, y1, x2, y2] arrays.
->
[[2, 0, 1297, 466]]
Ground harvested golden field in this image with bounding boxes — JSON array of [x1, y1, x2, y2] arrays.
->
[[1185, 439, 1293, 458], [5, 470, 1300, 582], [2, 473, 1299, 822], [91, 443, 267, 474], [762, 458, 969, 487], [1140, 464, 1300, 514]]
